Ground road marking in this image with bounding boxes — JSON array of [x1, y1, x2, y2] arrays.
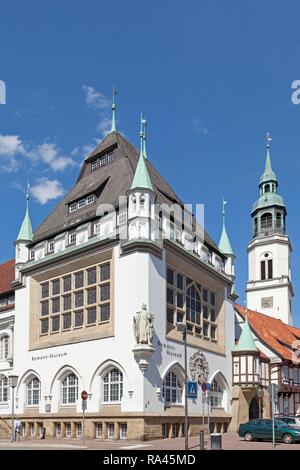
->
[[118, 444, 152, 449]]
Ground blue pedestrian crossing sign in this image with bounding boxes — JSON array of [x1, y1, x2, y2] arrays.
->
[[187, 381, 198, 399]]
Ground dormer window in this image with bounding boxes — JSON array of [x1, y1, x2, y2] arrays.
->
[[48, 241, 54, 253], [99, 155, 106, 167], [108, 151, 114, 163], [86, 194, 95, 205], [91, 160, 98, 171], [69, 233, 77, 245], [70, 203, 77, 213], [69, 194, 95, 213]]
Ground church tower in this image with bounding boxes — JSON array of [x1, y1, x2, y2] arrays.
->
[[246, 135, 293, 324]]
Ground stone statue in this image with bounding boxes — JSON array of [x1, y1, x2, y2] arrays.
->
[[133, 303, 154, 346]]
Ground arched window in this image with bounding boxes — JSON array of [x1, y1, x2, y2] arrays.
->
[[27, 377, 41, 406], [264, 184, 270, 193], [261, 212, 272, 230], [0, 376, 8, 403], [140, 195, 146, 211], [261, 253, 273, 280], [131, 196, 137, 211], [210, 379, 223, 408], [162, 371, 183, 405], [186, 284, 201, 325], [62, 373, 78, 404], [276, 212, 282, 228], [103, 368, 123, 403], [253, 217, 258, 236], [0, 335, 9, 360]]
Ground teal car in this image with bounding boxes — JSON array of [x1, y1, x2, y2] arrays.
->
[[239, 418, 300, 444]]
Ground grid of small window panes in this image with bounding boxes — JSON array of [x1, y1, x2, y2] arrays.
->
[[39, 261, 111, 336], [90, 150, 115, 172], [166, 267, 218, 341]]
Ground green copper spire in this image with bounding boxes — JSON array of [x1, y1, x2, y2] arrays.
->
[[233, 308, 258, 352], [218, 199, 234, 255], [142, 117, 148, 159], [259, 133, 277, 185], [130, 114, 153, 191], [17, 185, 33, 242], [110, 85, 117, 133]]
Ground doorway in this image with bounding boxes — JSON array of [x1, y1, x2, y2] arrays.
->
[[249, 397, 259, 420]]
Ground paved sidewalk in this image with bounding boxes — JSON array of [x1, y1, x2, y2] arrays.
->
[[0, 432, 300, 450]]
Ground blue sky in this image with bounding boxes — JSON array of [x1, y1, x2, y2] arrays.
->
[[1, 0, 300, 321]]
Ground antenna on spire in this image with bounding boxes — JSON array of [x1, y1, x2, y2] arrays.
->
[[266, 132, 272, 148], [111, 85, 117, 133], [139, 113, 144, 156], [142, 117, 147, 159], [222, 197, 228, 224], [26, 183, 30, 208]]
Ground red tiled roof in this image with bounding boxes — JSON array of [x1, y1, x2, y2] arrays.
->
[[235, 304, 300, 361], [0, 259, 15, 295]]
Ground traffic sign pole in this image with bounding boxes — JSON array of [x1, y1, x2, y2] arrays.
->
[[81, 391, 88, 444], [268, 383, 278, 449]]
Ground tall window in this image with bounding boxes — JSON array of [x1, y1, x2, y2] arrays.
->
[[261, 254, 273, 280], [103, 368, 123, 403], [166, 268, 217, 341], [0, 376, 8, 402], [210, 379, 223, 408], [254, 218, 258, 236], [0, 335, 9, 360], [276, 213, 282, 229], [162, 371, 183, 405], [27, 378, 41, 406], [62, 373, 78, 404], [261, 261, 266, 280], [39, 260, 111, 337], [261, 212, 272, 230]]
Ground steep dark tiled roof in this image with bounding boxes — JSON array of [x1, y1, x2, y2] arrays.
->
[[0, 259, 15, 295], [33, 131, 220, 252]]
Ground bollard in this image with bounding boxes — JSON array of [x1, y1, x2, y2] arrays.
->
[[210, 432, 222, 450], [199, 429, 205, 450]]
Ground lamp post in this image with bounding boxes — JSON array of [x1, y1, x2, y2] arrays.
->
[[176, 322, 188, 451], [8, 375, 18, 442]]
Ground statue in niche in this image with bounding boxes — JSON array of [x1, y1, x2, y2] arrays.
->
[[133, 303, 154, 346]]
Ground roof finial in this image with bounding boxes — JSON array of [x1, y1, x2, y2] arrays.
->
[[139, 113, 144, 157], [26, 183, 30, 207], [17, 183, 33, 242], [111, 85, 117, 133], [222, 197, 227, 225], [142, 117, 148, 159], [266, 131, 272, 149]]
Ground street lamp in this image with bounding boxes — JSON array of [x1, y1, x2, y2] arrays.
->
[[8, 375, 18, 442], [176, 321, 188, 451]]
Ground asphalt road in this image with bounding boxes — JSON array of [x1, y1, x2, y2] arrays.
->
[[1, 433, 300, 450]]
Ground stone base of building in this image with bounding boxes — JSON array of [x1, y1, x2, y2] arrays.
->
[[0, 413, 231, 441]]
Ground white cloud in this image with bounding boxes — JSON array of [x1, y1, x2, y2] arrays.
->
[[193, 117, 209, 135], [27, 143, 76, 172], [30, 178, 65, 205], [0, 134, 25, 171], [82, 85, 111, 110], [83, 85, 115, 137], [96, 116, 112, 137]]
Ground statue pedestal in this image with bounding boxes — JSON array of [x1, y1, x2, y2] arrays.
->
[[132, 344, 155, 374]]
